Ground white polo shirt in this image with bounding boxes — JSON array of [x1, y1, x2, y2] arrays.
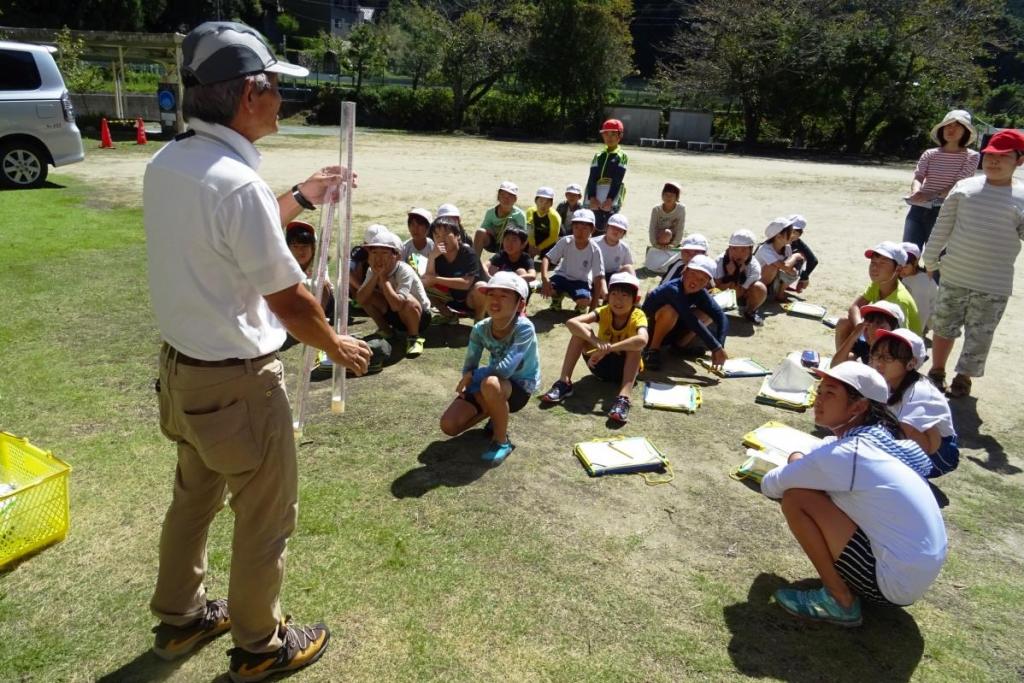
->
[[143, 119, 304, 360]]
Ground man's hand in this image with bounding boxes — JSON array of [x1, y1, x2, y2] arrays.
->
[[328, 334, 371, 376], [711, 347, 728, 369], [298, 165, 356, 205]]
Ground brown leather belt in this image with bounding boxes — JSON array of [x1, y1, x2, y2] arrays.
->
[[168, 345, 278, 368]]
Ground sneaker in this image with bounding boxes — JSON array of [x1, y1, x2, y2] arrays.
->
[[927, 368, 947, 392], [744, 309, 764, 326], [607, 395, 631, 423], [152, 598, 230, 661], [548, 294, 565, 311], [228, 619, 330, 683], [481, 439, 515, 464], [948, 373, 972, 398], [406, 336, 425, 358], [643, 348, 662, 371], [773, 586, 862, 627], [540, 379, 574, 404]]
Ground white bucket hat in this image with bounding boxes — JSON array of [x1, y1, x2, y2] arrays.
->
[[363, 223, 388, 243], [765, 216, 796, 240], [728, 229, 757, 248], [787, 214, 807, 231], [408, 207, 433, 225], [364, 227, 401, 252], [685, 254, 717, 282], [498, 180, 519, 197], [813, 361, 890, 403], [535, 186, 555, 199], [901, 241, 922, 261], [930, 109, 977, 146], [865, 241, 908, 266], [608, 271, 641, 291], [565, 183, 583, 195], [570, 208, 596, 225], [680, 233, 709, 252], [436, 203, 461, 219]]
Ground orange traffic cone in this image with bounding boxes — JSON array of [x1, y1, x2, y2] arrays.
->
[[99, 118, 115, 149], [135, 116, 147, 145]]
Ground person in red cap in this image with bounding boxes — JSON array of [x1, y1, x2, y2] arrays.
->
[[922, 128, 1024, 398], [585, 118, 628, 235]]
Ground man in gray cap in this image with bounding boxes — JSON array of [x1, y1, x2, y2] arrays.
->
[[143, 21, 370, 681]]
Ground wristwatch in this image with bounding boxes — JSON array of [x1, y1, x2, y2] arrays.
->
[[291, 184, 315, 211]]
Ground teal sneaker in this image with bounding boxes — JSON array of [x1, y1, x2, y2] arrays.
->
[[481, 439, 515, 464], [774, 586, 862, 627]]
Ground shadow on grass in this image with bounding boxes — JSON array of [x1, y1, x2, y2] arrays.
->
[[391, 431, 494, 498], [949, 396, 1020, 475], [724, 573, 924, 682], [0, 181, 66, 191], [529, 308, 568, 335], [96, 649, 198, 682], [423, 323, 471, 349]]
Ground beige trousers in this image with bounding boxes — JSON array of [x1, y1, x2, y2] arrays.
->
[[150, 344, 296, 653]]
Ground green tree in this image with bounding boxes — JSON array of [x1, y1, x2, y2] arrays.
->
[[390, 1, 445, 91], [344, 22, 388, 96], [522, 0, 634, 134], [276, 13, 299, 36], [438, 1, 534, 130], [54, 26, 102, 93]]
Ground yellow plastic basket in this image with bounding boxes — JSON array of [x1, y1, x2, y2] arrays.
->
[[0, 432, 71, 567]]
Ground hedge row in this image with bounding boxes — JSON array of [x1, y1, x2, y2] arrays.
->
[[309, 85, 595, 139]]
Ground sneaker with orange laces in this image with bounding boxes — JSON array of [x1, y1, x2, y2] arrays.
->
[[228, 618, 330, 683], [152, 598, 231, 661]]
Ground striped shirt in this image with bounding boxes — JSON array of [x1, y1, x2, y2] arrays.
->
[[910, 148, 980, 206], [922, 175, 1024, 297]]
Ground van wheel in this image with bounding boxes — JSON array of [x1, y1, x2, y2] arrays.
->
[[0, 140, 49, 189]]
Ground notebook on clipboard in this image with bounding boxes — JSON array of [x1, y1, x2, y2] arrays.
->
[[756, 358, 817, 411], [573, 436, 672, 483], [711, 288, 738, 311], [698, 357, 772, 378], [643, 382, 701, 413], [733, 421, 823, 483], [783, 301, 827, 320]]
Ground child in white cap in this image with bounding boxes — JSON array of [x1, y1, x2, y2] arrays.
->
[[526, 186, 562, 258], [540, 208, 607, 313], [401, 208, 435, 274], [833, 301, 904, 368], [593, 212, 635, 305], [439, 272, 540, 463], [761, 362, 946, 627], [648, 180, 686, 247], [787, 214, 818, 293], [355, 229, 432, 357], [659, 233, 709, 284], [899, 242, 936, 332], [834, 241, 922, 354], [903, 109, 980, 249], [870, 329, 959, 477], [540, 272, 648, 423], [474, 180, 527, 256], [556, 183, 585, 227], [641, 254, 728, 371], [755, 216, 805, 301], [715, 228, 766, 325]]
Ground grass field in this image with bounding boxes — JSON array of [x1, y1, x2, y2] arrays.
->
[[1, 132, 1023, 682]]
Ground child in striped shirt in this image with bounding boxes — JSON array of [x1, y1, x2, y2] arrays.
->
[[903, 110, 980, 249], [922, 129, 1024, 398]]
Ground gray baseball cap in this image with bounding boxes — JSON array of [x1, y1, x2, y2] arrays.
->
[[182, 21, 309, 85]]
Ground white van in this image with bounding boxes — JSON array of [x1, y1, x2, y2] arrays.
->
[[0, 40, 85, 188]]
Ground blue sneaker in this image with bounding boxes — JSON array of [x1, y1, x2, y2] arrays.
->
[[774, 586, 862, 627], [481, 439, 515, 464]]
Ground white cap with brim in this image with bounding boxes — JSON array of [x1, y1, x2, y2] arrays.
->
[[765, 216, 796, 240], [685, 254, 717, 282], [865, 241, 908, 266], [480, 271, 529, 300], [436, 203, 460, 218], [182, 21, 309, 85], [364, 223, 388, 243], [364, 229, 402, 253], [680, 233, 709, 252], [571, 208, 596, 225], [565, 183, 583, 195], [499, 180, 519, 197], [608, 271, 641, 290], [874, 328, 928, 368], [930, 109, 977, 146], [788, 214, 807, 230], [860, 301, 906, 327], [536, 186, 555, 199], [813, 361, 890, 403], [728, 229, 756, 248], [408, 207, 433, 225], [606, 213, 629, 231]]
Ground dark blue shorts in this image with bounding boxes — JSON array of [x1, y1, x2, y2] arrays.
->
[[927, 435, 959, 478], [551, 274, 592, 301]]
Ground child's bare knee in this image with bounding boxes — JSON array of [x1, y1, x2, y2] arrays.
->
[[439, 415, 461, 436]]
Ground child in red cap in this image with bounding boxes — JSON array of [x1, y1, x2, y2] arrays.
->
[[922, 129, 1024, 397]]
